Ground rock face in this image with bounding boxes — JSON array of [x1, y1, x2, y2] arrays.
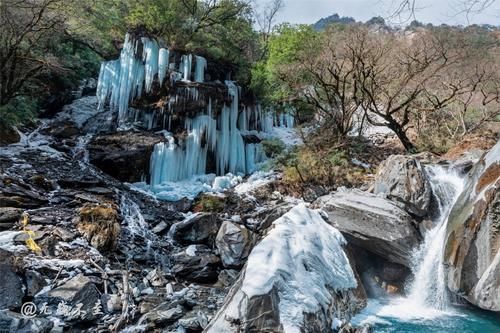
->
[[87, 131, 164, 182], [0, 249, 24, 310], [206, 205, 365, 333], [374, 155, 432, 217], [444, 140, 500, 311], [316, 189, 420, 267], [215, 221, 254, 268]]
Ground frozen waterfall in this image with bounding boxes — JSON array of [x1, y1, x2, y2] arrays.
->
[[96, 33, 296, 189], [149, 81, 268, 185]]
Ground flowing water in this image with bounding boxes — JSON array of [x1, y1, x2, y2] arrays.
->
[[352, 165, 500, 332]]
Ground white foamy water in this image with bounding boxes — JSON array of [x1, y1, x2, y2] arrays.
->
[[406, 165, 465, 311]]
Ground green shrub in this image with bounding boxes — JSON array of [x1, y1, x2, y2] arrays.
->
[[193, 195, 225, 213], [0, 97, 37, 126], [261, 138, 286, 158]]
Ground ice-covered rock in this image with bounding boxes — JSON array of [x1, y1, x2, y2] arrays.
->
[[317, 189, 420, 267], [206, 204, 364, 333], [0, 310, 54, 333], [444, 140, 500, 311], [373, 155, 432, 217]]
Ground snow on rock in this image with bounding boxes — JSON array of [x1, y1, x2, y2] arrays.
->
[[234, 171, 278, 196], [206, 204, 363, 333], [132, 173, 245, 201], [266, 126, 303, 146]]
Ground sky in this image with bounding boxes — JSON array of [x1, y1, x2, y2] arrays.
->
[[254, 0, 500, 26]]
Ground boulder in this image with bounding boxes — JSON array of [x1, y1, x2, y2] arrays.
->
[[374, 155, 432, 217], [206, 205, 365, 333], [0, 176, 48, 209], [316, 189, 420, 267], [215, 221, 254, 268], [169, 213, 221, 246], [87, 131, 163, 182], [0, 122, 20, 146], [25, 270, 47, 297], [178, 311, 209, 331], [0, 310, 53, 333], [139, 303, 185, 327], [444, 140, 500, 311], [0, 207, 23, 230], [36, 274, 101, 321], [171, 245, 221, 283]]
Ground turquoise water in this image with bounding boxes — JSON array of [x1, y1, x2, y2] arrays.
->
[[352, 299, 500, 333]]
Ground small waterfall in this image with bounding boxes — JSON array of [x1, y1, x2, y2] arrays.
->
[[406, 165, 465, 310], [72, 133, 93, 167]]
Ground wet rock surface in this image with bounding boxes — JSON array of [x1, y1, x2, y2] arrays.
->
[[444, 140, 500, 311]]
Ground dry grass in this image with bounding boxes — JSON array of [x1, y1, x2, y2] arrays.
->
[[77, 203, 120, 251]]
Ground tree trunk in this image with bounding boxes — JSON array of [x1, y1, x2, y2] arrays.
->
[[388, 122, 416, 152]]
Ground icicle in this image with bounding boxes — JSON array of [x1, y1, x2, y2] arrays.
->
[[180, 54, 193, 81], [194, 56, 207, 82], [158, 48, 169, 86], [142, 38, 159, 93]]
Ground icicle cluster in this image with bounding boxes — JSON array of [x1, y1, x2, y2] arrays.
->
[[150, 81, 269, 184], [96, 34, 295, 185], [98, 34, 207, 123]]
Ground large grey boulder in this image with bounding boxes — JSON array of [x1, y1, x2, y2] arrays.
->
[[206, 205, 366, 333], [169, 213, 221, 246], [171, 245, 221, 283], [316, 189, 420, 267], [444, 140, 500, 311], [215, 221, 254, 268], [36, 274, 101, 321], [374, 155, 432, 217]]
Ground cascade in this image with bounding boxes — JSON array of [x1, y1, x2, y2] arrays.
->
[[96, 33, 147, 122], [407, 166, 465, 309]]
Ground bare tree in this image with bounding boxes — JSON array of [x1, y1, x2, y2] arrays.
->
[[295, 26, 365, 137], [254, 0, 284, 59], [0, 0, 67, 106], [389, 0, 498, 23]]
